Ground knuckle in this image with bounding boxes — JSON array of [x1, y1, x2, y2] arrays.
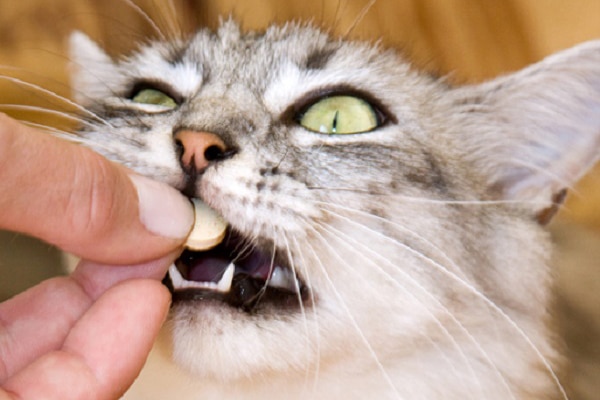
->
[[64, 150, 126, 243]]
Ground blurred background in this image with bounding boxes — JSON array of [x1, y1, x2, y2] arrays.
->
[[0, 0, 598, 398]]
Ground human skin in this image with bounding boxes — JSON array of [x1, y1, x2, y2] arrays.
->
[[0, 114, 194, 400]]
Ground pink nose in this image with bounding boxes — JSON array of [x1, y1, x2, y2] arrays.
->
[[174, 130, 228, 172]]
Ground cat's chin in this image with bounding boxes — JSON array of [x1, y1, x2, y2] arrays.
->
[[159, 225, 327, 380], [166, 297, 320, 381]]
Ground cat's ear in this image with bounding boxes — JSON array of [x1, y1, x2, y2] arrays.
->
[[69, 31, 118, 106], [450, 40, 600, 224]]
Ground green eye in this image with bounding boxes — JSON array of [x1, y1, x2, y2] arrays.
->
[[131, 88, 177, 108], [299, 95, 380, 134]]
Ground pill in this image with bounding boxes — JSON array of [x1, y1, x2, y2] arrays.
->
[[186, 198, 227, 251]]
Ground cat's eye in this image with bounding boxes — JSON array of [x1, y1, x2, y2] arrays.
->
[[131, 88, 177, 109], [299, 95, 380, 134]]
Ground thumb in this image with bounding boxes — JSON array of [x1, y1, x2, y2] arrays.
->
[[0, 114, 194, 264]]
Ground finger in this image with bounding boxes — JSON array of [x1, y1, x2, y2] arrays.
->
[[0, 114, 193, 264], [71, 253, 178, 300], [1, 280, 170, 400], [0, 255, 174, 382], [0, 277, 90, 383]]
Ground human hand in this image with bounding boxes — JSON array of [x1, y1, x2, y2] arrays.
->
[[0, 114, 194, 399]]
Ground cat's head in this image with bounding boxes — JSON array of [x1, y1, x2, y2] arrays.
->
[[70, 21, 600, 395]]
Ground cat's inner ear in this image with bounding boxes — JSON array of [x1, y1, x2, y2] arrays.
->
[[450, 40, 600, 224], [69, 31, 118, 106]]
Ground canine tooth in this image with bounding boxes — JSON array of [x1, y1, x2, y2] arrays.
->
[[269, 266, 297, 291], [168, 264, 186, 288], [168, 264, 218, 291], [186, 198, 227, 251], [216, 263, 235, 293]]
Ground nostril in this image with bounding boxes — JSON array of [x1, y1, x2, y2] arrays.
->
[[174, 129, 237, 172], [175, 138, 184, 155], [206, 145, 239, 162], [204, 145, 225, 161]]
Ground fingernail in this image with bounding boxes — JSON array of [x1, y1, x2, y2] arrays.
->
[[129, 174, 194, 239]]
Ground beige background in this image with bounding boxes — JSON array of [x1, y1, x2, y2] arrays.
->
[[0, 1, 598, 398], [1, 0, 599, 225]]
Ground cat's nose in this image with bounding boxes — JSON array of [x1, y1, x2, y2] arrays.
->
[[174, 130, 232, 172]]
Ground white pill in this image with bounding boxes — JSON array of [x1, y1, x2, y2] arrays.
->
[[186, 198, 227, 251]]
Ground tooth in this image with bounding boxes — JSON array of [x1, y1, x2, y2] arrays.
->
[[268, 266, 297, 291], [168, 264, 185, 288], [216, 263, 235, 293], [168, 264, 219, 291]]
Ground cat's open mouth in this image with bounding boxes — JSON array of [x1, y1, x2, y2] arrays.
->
[[164, 230, 309, 312]]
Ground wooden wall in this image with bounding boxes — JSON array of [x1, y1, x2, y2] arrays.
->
[[1, 0, 599, 229]]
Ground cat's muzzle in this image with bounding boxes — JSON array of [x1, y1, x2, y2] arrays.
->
[[164, 229, 309, 312]]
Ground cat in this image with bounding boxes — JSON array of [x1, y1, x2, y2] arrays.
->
[[66, 20, 600, 399]]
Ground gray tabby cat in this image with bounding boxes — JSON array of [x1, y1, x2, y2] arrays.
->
[[68, 21, 600, 399]]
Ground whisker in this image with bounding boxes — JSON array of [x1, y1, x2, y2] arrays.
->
[[504, 158, 582, 198], [290, 235, 323, 395], [122, 0, 167, 41], [343, 0, 377, 39], [165, 0, 185, 39], [0, 104, 82, 123], [229, 232, 258, 263], [0, 75, 113, 128], [1, 104, 113, 138], [304, 225, 402, 398], [314, 218, 506, 398], [246, 239, 278, 312], [281, 234, 315, 392], [331, 0, 347, 35], [315, 200, 468, 278], [316, 203, 567, 399], [18, 120, 83, 143], [306, 185, 549, 207]]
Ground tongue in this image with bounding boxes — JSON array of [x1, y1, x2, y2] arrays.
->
[[190, 255, 230, 282], [171, 237, 303, 312], [176, 241, 276, 284]]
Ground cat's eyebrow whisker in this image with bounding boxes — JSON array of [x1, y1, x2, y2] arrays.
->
[[331, 0, 345, 35], [122, 0, 167, 41], [313, 219, 503, 398], [316, 204, 567, 399], [0, 75, 113, 128], [343, 0, 378, 39], [164, 0, 186, 40]]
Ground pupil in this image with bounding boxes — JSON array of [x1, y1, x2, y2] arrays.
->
[[332, 110, 339, 133]]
